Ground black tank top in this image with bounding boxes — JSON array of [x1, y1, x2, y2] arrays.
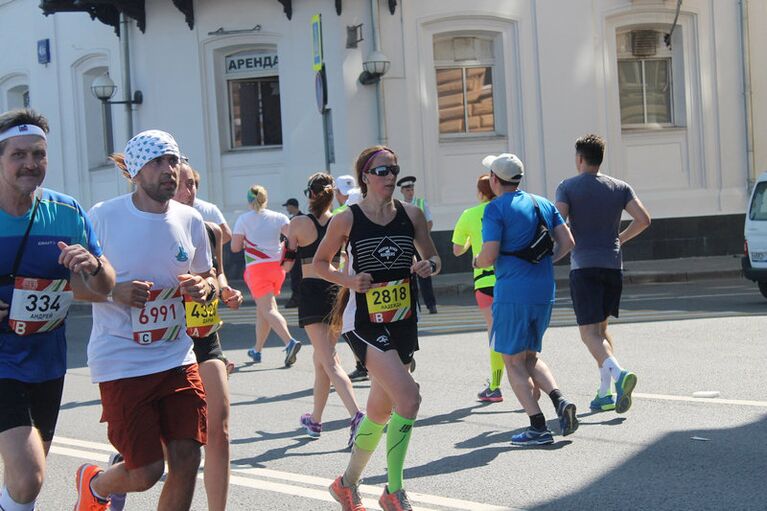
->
[[297, 214, 329, 261], [346, 200, 417, 326], [205, 224, 219, 271]]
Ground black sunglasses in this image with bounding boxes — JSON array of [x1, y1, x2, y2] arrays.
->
[[366, 164, 400, 177], [303, 187, 311, 198]]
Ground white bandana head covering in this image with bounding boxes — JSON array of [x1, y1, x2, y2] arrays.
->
[[0, 124, 47, 144], [123, 130, 180, 178]]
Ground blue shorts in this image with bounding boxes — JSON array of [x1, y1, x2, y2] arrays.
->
[[490, 302, 553, 356]]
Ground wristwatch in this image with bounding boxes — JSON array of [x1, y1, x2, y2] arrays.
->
[[429, 260, 438, 274]]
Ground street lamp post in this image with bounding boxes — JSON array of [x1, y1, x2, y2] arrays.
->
[[90, 73, 143, 155]]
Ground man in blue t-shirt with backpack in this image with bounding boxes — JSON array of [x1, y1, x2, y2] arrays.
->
[[555, 134, 651, 415], [474, 153, 579, 446]]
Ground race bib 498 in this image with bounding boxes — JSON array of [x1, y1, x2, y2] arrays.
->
[[365, 279, 412, 324], [9, 277, 73, 336], [131, 287, 184, 345]]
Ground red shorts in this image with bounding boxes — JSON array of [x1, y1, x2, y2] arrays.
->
[[475, 287, 494, 309], [244, 262, 285, 299], [98, 364, 207, 470]]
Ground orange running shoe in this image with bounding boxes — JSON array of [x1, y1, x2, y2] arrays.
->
[[74, 463, 110, 510], [329, 475, 366, 511], [378, 486, 413, 511]]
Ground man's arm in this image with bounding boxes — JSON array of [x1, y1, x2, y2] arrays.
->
[[619, 198, 651, 245], [551, 223, 574, 263], [219, 222, 233, 245], [474, 241, 499, 269], [555, 201, 569, 222]]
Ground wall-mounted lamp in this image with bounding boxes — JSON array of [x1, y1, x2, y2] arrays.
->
[[359, 50, 391, 85], [90, 73, 143, 105], [346, 24, 363, 48]]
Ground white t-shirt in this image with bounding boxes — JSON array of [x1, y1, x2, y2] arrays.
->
[[233, 209, 289, 265], [87, 194, 212, 383], [193, 197, 227, 225]]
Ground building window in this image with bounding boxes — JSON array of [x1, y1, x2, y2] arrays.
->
[[7, 85, 30, 109], [617, 29, 674, 127], [433, 35, 496, 136], [225, 49, 282, 148]]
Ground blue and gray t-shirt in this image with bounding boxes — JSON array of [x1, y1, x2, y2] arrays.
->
[[555, 173, 637, 270]]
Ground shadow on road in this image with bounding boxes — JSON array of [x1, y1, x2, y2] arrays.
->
[[531, 414, 767, 510]]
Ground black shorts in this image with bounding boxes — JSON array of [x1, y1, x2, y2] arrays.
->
[[192, 332, 225, 364], [298, 278, 339, 327], [569, 268, 623, 326], [0, 376, 65, 442], [476, 286, 494, 297], [342, 320, 419, 367]]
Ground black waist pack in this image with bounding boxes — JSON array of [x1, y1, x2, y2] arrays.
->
[[500, 195, 554, 264]]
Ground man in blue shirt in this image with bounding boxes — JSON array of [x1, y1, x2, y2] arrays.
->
[[474, 153, 578, 446], [555, 134, 650, 414], [0, 108, 115, 511]]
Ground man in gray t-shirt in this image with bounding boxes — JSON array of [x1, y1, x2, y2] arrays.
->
[[555, 134, 650, 416]]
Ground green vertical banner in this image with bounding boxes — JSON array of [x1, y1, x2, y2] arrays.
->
[[311, 14, 323, 71]]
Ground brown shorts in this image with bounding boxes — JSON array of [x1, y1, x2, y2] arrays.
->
[[98, 364, 207, 470]]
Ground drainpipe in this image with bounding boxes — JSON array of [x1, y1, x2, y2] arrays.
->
[[370, 0, 387, 145], [739, 0, 755, 192], [120, 13, 134, 137]]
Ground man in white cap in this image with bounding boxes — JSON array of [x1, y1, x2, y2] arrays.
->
[[332, 174, 361, 215], [0, 108, 115, 511], [72, 129, 218, 511], [474, 153, 579, 446]]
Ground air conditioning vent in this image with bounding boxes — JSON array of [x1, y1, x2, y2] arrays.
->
[[631, 30, 658, 57]]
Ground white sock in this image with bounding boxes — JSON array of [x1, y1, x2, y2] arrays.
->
[[602, 356, 624, 381], [0, 487, 36, 511], [598, 365, 612, 396]]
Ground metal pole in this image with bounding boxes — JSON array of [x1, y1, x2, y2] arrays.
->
[[370, 0, 387, 145], [102, 101, 114, 155], [739, 0, 756, 192], [120, 14, 134, 137]]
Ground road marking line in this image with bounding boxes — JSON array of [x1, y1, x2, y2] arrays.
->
[[50, 437, 512, 510], [635, 392, 767, 407]]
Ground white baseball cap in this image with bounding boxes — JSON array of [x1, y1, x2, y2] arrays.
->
[[335, 174, 360, 196], [482, 153, 524, 183]]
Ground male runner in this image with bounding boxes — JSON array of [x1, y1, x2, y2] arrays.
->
[[555, 134, 650, 413], [474, 153, 578, 445], [0, 108, 115, 511], [73, 130, 217, 511]]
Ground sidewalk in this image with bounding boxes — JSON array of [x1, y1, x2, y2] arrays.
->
[[269, 254, 744, 300]]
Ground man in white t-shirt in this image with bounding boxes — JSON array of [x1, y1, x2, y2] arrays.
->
[[72, 130, 218, 511], [186, 164, 232, 245]]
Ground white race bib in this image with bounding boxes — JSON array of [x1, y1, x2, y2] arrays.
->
[[9, 277, 73, 336], [130, 287, 184, 345]]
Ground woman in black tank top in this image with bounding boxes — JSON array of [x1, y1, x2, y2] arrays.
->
[[314, 147, 441, 509], [282, 173, 363, 446]]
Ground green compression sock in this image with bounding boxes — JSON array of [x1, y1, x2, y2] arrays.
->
[[490, 350, 505, 390], [343, 416, 386, 485], [386, 412, 415, 493]]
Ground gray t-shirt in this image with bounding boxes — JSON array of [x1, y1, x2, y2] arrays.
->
[[555, 173, 637, 270]]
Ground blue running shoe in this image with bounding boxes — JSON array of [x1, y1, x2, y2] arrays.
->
[[590, 393, 616, 412], [247, 349, 262, 363], [107, 453, 127, 511], [556, 399, 579, 436], [284, 339, 302, 367], [615, 370, 637, 414], [511, 427, 554, 446]]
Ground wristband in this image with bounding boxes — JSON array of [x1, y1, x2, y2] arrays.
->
[[89, 256, 103, 277]]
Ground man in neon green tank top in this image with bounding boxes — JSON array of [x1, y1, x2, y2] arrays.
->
[[452, 173, 506, 403], [397, 176, 437, 314]]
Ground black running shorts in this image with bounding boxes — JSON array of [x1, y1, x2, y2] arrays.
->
[[0, 376, 65, 442], [192, 332, 225, 364], [342, 319, 418, 367], [298, 278, 339, 327], [569, 268, 623, 325]]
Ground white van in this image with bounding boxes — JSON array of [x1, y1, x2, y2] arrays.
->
[[743, 170, 767, 299]]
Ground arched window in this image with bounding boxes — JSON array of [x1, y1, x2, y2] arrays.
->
[[433, 34, 497, 136], [7, 84, 30, 109]]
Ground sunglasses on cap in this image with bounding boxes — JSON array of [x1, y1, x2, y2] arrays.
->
[[366, 164, 401, 177]]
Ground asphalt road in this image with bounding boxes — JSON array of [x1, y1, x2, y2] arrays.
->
[[10, 278, 767, 510]]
